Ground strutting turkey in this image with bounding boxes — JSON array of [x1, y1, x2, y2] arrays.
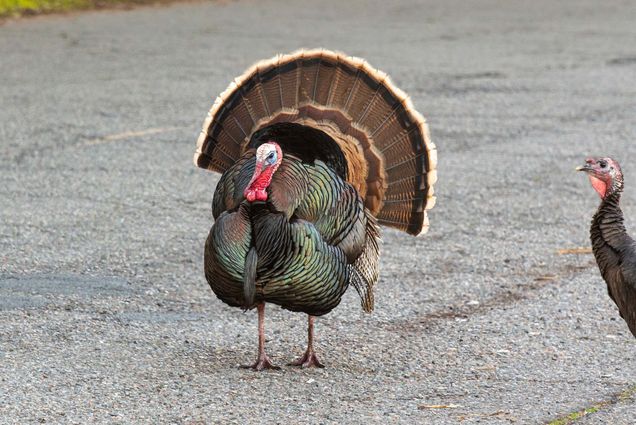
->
[[194, 49, 437, 369], [578, 157, 636, 338]]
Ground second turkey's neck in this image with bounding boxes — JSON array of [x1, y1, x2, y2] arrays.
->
[[591, 191, 629, 251]]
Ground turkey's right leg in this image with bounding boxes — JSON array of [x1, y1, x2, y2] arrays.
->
[[289, 315, 325, 368], [241, 303, 280, 371]]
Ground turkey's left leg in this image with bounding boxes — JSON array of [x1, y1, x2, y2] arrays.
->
[[241, 303, 280, 371], [290, 315, 324, 368]]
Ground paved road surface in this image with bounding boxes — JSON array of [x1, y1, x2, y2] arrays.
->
[[1, 0, 636, 423]]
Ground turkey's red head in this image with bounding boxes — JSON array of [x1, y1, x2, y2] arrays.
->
[[244, 142, 283, 202], [577, 157, 623, 199]]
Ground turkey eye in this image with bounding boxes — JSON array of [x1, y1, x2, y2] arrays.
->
[[267, 152, 275, 161], [599, 160, 607, 168]]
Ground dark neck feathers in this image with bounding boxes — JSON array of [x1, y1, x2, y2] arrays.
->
[[591, 189, 628, 251]]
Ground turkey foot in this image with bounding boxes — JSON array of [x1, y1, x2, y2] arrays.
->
[[240, 303, 280, 371], [289, 315, 325, 368], [289, 349, 324, 368], [241, 353, 280, 371]]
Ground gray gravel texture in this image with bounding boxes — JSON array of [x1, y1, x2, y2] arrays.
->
[[1, 0, 636, 423]]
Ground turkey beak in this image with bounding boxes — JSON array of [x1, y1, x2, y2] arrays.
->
[[577, 158, 597, 173]]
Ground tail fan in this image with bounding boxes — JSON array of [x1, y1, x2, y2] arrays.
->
[[195, 49, 437, 235]]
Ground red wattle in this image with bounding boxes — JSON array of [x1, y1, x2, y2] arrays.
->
[[589, 175, 607, 199], [244, 165, 275, 202]]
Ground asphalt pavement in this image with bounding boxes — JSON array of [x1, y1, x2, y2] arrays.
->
[[1, 0, 636, 423]]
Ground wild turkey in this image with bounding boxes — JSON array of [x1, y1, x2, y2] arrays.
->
[[578, 157, 636, 338], [194, 49, 437, 369]]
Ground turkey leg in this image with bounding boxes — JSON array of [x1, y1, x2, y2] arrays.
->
[[289, 315, 324, 368], [241, 303, 280, 371]]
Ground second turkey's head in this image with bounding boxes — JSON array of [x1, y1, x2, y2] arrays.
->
[[577, 157, 623, 199], [244, 142, 283, 202]]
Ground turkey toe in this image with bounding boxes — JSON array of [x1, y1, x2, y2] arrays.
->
[[241, 355, 281, 371], [289, 350, 324, 369]]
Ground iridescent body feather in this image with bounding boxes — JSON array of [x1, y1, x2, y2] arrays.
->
[[206, 150, 376, 316]]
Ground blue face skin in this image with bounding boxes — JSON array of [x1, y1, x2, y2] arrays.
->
[[265, 150, 277, 166]]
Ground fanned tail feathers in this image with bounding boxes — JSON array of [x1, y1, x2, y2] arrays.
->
[[195, 48, 437, 236]]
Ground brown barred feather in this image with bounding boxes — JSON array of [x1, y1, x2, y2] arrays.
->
[[349, 210, 380, 312]]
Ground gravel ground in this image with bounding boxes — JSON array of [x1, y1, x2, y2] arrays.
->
[[1, 0, 635, 423]]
